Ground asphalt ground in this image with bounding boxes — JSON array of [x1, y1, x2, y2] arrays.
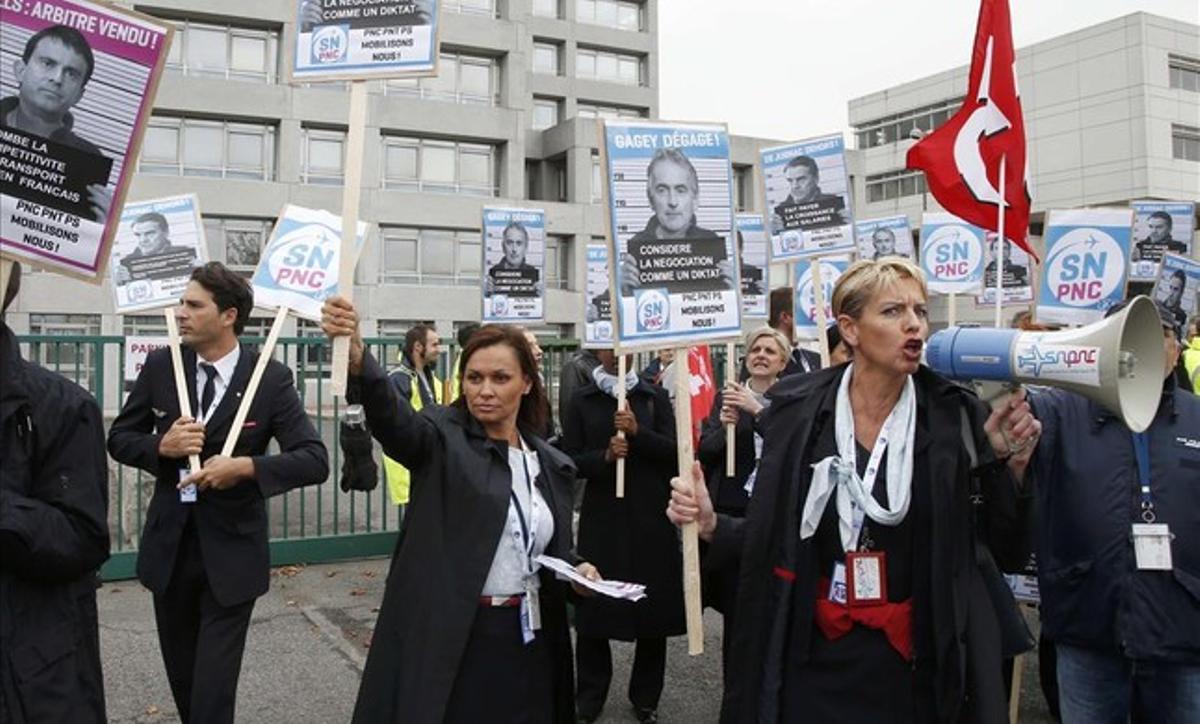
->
[[100, 557, 1055, 723]]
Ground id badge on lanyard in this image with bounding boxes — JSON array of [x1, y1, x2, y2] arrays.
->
[[513, 443, 542, 643], [829, 414, 894, 607], [1131, 433, 1173, 571]]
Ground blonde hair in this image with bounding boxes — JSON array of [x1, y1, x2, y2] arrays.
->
[[832, 258, 928, 320], [745, 326, 791, 359]]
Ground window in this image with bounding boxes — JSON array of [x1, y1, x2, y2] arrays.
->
[[533, 42, 560, 75], [381, 136, 496, 195], [532, 0, 560, 17], [138, 116, 275, 179], [865, 169, 928, 203], [382, 51, 497, 105], [548, 157, 567, 202], [163, 18, 278, 82], [591, 152, 603, 203], [27, 314, 101, 393], [575, 47, 643, 85], [545, 234, 569, 289], [302, 128, 346, 185], [532, 97, 560, 130], [576, 101, 647, 120], [378, 227, 482, 286], [444, 0, 495, 17], [854, 98, 962, 149], [204, 217, 274, 272], [122, 315, 169, 337], [1169, 55, 1200, 92], [733, 165, 752, 212], [577, 0, 642, 30], [1173, 124, 1200, 162]]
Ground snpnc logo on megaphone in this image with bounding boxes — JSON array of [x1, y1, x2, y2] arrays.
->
[[1044, 229, 1125, 307], [1014, 341, 1101, 387]]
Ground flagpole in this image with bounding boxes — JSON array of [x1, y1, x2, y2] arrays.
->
[[995, 154, 1006, 328]]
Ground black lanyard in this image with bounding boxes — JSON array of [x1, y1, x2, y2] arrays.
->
[[510, 445, 536, 560], [1132, 432, 1156, 523]]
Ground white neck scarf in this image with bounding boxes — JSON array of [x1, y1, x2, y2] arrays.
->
[[592, 365, 639, 399], [800, 364, 917, 552]]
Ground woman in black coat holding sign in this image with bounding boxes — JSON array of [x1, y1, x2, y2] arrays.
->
[[562, 348, 684, 724], [321, 299, 598, 724]]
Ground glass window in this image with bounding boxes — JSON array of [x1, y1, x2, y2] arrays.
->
[[459, 147, 492, 192], [381, 233, 419, 284], [227, 129, 264, 177], [421, 143, 456, 185], [458, 233, 482, 277], [381, 137, 495, 195], [865, 169, 927, 202], [532, 98, 559, 130], [578, 0, 642, 30], [181, 123, 223, 176], [165, 19, 278, 82], [139, 116, 274, 179], [459, 59, 491, 100], [385, 143, 418, 184], [229, 35, 266, 76], [591, 153, 603, 203], [532, 0, 559, 17], [445, 0, 495, 16], [141, 124, 179, 165], [1172, 124, 1200, 162], [576, 47, 641, 85], [1168, 55, 1200, 93], [205, 217, 273, 270], [617, 2, 641, 30], [533, 42, 559, 74], [303, 129, 345, 184], [27, 314, 102, 393], [576, 50, 596, 78], [423, 230, 455, 279], [381, 51, 495, 105]]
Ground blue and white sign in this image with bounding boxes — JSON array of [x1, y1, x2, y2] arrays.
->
[[1037, 208, 1133, 327], [793, 256, 850, 339], [584, 244, 613, 348], [736, 213, 769, 318], [251, 205, 368, 321], [292, 0, 439, 81], [855, 215, 913, 262], [919, 212, 986, 295], [482, 207, 545, 322], [761, 134, 854, 261], [604, 120, 741, 351], [1130, 200, 1195, 281], [110, 194, 207, 313]]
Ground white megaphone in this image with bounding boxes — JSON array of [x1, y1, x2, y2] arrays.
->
[[926, 295, 1166, 432]]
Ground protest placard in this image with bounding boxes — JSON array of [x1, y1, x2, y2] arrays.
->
[[250, 204, 368, 322], [109, 194, 206, 312], [583, 243, 613, 348], [482, 206, 544, 322], [603, 120, 742, 353], [124, 334, 167, 385], [855, 215, 914, 262], [736, 213, 768, 319], [760, 134, 854, 261], [919, 212, 986, 295], [1, 0, 172, 281], [976, 232, 1033, 307], [1129, 200, 1194, 281], [1037, 208, 1133, 327], [1153, 253, 1199, 337], [793, 256, 850, 340], [292, 0, 439, 81]]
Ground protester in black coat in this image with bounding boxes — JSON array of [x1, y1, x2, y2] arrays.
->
[[323, 303, 598, 724], [0, 264, 109, 723], [562, 349, 683, 723]]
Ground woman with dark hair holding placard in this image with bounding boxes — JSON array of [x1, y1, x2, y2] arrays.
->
[[668, 258, 1039, 723], [321, 298, 597, 724]]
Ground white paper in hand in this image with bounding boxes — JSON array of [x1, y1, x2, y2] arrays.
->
[[534, 555, 647, 602]]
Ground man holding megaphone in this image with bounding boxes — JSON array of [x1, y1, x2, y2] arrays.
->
[[1019, 299, 1200, 723]]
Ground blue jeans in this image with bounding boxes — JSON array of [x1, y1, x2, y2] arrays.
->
[[1057, 643, 1200, 723]]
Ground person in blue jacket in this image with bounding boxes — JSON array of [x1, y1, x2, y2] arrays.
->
[[1026, 297, 1200, 723]]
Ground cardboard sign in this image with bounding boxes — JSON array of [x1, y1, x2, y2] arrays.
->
[[976, 232, 1034, 307], [736, 213, 769, 319], [1154, 253, 1200, 337], [583, 243, 613, 348], [251, 205, 368, 321], [110, 194, 206, 312], [760, 134, 854, 261], [124, 335, 168, 383], [481, 206, 545, 322], [855, 215, 914, 262], [1129, 200, 1194, 281], [793, 256, 849, 339], [1037, 208, 1133, 327], [919, 212, 986, 295], [292, 0, 440, 81]]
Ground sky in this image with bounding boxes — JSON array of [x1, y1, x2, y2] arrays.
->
[[658, 0, 1199, 142]]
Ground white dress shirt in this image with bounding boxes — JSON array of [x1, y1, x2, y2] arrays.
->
[[194, 345, 240, 424]]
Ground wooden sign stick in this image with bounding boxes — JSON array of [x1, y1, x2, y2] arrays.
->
[[948, 292, 958, 328], [615, 353, 627, 498], [811, 258, 831, 368], [331, 80, 369, 398], [163, 308, 201, 475], [0, 259, 12, 304], [221, 306, 289, 457], [674, 345, 704, 655], [725, 341, 736, 477]]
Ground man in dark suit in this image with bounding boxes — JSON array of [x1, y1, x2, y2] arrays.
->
[[108, 262, 329, 724], [737, 286, 822, 382]]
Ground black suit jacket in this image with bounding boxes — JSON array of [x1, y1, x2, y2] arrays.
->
[[108, 345, 329, 606]]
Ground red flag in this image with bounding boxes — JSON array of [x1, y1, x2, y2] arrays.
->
[[906, 0, 1035, 259], [687, 346, 716, 450]]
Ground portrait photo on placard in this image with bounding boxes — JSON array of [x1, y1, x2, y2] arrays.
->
[[481, 207, 545, 322], [761, 134, 854, 260], [1129, 200, 1194, 280], [110, 194, 206, 313], [854, 215, 914, 262], [977, 232, 1033, 306]]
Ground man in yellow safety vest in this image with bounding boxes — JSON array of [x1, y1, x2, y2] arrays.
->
[[383, 324, 442, 506]]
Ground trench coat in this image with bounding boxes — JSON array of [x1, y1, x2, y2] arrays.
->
[[562, 379, 685, 640], [0, 322, 109, 723], [348, 352, 578, 724], [708, 364, 1030, 723]]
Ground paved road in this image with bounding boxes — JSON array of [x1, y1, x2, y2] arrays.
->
[[100, 557, 1054, 723]]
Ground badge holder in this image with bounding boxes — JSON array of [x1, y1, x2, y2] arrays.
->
[[179, 469, 197, 503], [845, 551, 888, 606]]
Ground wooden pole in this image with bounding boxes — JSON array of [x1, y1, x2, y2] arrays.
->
[[724, 341, 735, 477], [331, 80, 369, 398], [221, 306, 289, 457], [0, 259, 12, 305], [674, 345, 704, 655], [164, 308, 201, 475], [615, 353, 627, 498], [948, 292, 958, 328], [811, 258, 831, 368], [1009, 651, 1024, 724], [995, 155, 1006, 329]]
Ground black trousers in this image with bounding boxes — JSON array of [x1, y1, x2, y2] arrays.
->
[[444, 605, 554, 724], [152, 520, 255, 724], [576, 635, 667, 717]]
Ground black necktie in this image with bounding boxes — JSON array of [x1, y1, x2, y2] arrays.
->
[[199, 363, 218, 418]]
